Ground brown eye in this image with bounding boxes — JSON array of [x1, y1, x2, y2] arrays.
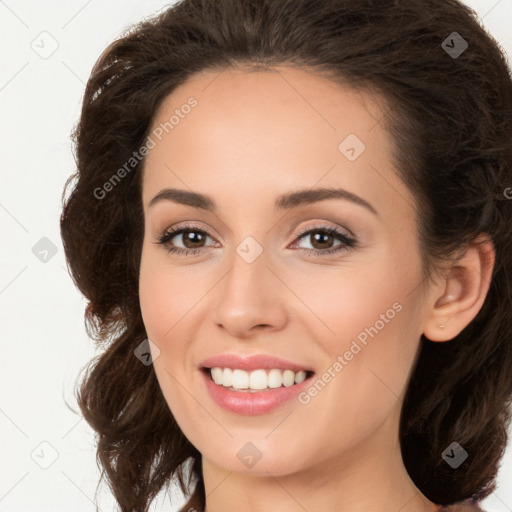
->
[[155, 224, 217, 255], [292, 225, 357, 255]]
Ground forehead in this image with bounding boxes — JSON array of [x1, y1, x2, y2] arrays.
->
[[147, 65, 387, 149], [140, 66, 412, 221]]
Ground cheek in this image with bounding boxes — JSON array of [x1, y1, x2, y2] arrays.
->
[[138, 244, 179, 341], [139, 267, 168, 339], [297, 301, 419, 464], [306, 256, 421, 394], [138, 245, 207, 372], [138, 250, 193, 417], [285, 262, 407, 349]]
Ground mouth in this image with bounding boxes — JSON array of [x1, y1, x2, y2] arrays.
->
[[201, 367, 316, 392]]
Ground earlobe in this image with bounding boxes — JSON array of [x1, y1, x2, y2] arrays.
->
[[423, 236, 495, 343]]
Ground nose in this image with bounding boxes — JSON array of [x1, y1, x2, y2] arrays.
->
[[213, 247, 288, 339]]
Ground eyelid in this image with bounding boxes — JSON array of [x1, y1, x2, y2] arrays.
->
[[292, 221, 354, 240], [159, 222, 221, 243], [159, 219, 352, 241]]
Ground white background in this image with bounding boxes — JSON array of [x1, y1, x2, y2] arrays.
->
[[0, 1, 511, 511]]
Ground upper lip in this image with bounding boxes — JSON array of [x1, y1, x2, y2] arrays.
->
[[200, 353, 314, 373]]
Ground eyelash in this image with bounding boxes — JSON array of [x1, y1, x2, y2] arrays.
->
[[154, 222, 357, 257]]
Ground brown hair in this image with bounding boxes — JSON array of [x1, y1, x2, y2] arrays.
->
[[60, 0, 512, 510]]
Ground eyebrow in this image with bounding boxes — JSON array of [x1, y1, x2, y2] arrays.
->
[[148, 187, 378, 215]]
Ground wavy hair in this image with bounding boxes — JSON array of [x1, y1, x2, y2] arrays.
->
[[60, 0, 512, 510]]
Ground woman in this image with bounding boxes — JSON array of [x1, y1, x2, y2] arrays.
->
[[60, 0, 512, 511]]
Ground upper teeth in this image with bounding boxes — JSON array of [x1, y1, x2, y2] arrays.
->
[[210, 367, 308, 390]]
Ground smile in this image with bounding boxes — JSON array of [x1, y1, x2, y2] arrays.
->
[[200, 367, 316, 415], [207, 367, 313, 391]]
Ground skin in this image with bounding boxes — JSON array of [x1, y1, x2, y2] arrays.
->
[[138, 66, 495, 512]]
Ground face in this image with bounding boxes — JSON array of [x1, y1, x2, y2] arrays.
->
[[139, 66, 430, 477]]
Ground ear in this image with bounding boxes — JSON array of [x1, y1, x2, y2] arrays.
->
[[423, 234, 495, 342]]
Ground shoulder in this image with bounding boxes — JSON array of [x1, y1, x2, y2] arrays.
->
[[178, 493, 204, 512], [437, 499, 487, 512]]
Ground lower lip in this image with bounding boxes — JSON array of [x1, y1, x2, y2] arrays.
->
[[200, 369, 314, 415]]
